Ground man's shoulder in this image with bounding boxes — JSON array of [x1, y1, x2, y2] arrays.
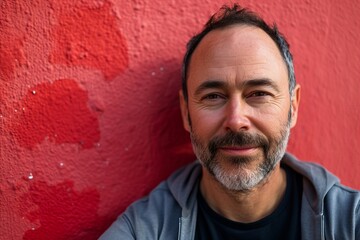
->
[[325, 181, 360, 210], [99, 181, 180, 240], [99, 161, 202, 239], [126, 160, 201, 216], [121, 182, 179, 228], [322, 180, 360, 238]]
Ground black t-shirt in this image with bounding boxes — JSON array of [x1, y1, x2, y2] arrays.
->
[[195, 164, 303, 240]]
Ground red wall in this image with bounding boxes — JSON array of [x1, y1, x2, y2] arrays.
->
[[1, 0, 359, 239]]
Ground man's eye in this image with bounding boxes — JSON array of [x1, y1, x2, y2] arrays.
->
[[204, 94, 222, 99], [201, 93, 227, 101], [248, 92, 269, 97], [200, 93, 226, 105]]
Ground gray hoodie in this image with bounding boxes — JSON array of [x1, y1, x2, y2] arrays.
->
[[100, 153, 360, 239]]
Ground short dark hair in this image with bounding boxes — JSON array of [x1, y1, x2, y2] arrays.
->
[[181, 4, 296, 101]]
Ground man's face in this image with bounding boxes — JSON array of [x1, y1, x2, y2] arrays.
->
[[180, 25, 300, 191]]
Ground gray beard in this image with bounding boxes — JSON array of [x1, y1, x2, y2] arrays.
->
[[190, 121, 291, 192]]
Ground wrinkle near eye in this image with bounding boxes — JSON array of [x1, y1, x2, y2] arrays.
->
[[266, 97, 288, 111]]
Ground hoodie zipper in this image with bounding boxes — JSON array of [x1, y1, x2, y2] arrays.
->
[[320, 212, 325, 240], [320, 196, 325, 240], [178, 217, 182, 240]]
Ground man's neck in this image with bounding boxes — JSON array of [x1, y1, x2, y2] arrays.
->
[[199, 164, 287, 223]]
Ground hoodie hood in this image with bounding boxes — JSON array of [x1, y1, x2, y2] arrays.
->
[[166, 161, 201, 216], [282, 153, 340, 214]]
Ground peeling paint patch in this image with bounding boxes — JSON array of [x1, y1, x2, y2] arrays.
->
[[49, 0, 128, 80], [10, 79, 100, 149], [0, 38, 26, 81], [22, 180, 105, 240]]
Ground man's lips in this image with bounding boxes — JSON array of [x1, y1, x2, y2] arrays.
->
[[220, 146, 256, 150], [218, 145, 258, 155]]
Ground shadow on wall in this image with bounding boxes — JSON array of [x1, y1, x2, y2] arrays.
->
[[96, 58, 196, 237], [16, 59, 195, 240]]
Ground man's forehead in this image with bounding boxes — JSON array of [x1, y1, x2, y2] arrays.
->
[[192, 25, 282, 62], [186, 24, 289, 93]]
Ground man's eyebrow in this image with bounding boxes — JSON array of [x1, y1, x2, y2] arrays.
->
[[194, 78, 280, 96], [242, 78, 280, 92], [194, 80, 227, 96]]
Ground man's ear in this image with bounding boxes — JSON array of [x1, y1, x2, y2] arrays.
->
[[290, 84, 301, 128], [179, 90, 191, 132]]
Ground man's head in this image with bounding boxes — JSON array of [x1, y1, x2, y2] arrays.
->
[[182, 4, 296, 102], [179, 4, 301, 192]]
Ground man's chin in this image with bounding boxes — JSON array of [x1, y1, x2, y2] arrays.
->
[[214, 169, 264, 192], [206, 157, 277, 192]]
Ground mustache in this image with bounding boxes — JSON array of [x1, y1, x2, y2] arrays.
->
[[208, 131, 269, 155]]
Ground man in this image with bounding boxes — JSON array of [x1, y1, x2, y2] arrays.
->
[[100, 4, 360, 239]]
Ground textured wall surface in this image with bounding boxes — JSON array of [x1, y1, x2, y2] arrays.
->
[[1, 0, 359, 239]]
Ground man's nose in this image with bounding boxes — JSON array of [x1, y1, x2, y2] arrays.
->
[[223, 98, 251, 132]]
